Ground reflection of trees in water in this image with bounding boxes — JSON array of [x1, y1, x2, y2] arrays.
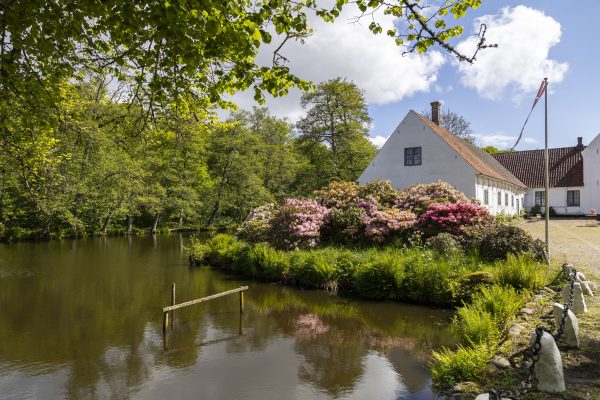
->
[[0, 236, 455, 399]]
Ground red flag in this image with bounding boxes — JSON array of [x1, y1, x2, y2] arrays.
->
[[510, 79, 547, 150]]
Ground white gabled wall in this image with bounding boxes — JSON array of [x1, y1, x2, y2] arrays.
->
[[582, 133, 600, 213], [358, 111, 478, 197]]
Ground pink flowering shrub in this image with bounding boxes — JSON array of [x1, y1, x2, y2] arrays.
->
[[270, 198, 329, 250], [360, 196, 417, 242], [397, 181, 476, 215], [418, 202, 490, 236]]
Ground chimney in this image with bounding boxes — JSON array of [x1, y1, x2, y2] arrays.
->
[[431, 101, 441, 125], [577, 137, 583, 148]]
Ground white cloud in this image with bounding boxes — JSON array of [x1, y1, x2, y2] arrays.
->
[[456, 5, 568, 101], [475, 133, 537, 149], [369, 135, 389, 148], [232, 5, 446, 120]]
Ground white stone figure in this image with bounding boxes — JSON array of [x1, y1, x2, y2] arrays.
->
[[575, 273, 594, 296], [589, 281, 598, 292], [475, 394, 511, 400], [552, 303, 580, 347], [562, 282, 588, 315], [530, 330, 565, 393]]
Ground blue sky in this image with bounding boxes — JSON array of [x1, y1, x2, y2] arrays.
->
[[235, 1, 600, 150]]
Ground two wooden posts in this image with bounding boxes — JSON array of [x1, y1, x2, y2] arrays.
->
[[162, 284, 248, 335]]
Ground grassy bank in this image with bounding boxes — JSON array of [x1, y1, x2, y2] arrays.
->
[[188, 234, 557, 390]]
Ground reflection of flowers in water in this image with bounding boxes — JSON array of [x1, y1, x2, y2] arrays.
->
[[294, 313, 330, 340]]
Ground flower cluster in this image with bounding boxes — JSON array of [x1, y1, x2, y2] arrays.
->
[[418, 202, 490, 236], [237, 204, 277, 243], [362, 203, 417, 242], [397, 180, 475, 215], [270, 198, 329, 250], [314, 181, 360, 209]]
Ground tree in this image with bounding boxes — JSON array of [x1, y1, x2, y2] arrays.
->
[[482, 146, 501, 154], [297, 78, 377, 185], [422, 108, 476, 144]]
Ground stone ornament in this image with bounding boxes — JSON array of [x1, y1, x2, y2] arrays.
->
[[530, 330, 566, 393], [552, 303, 580, 347]]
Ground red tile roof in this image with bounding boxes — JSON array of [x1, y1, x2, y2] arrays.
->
[[416, 113, 526, 188], [492, 146, 585, 188]]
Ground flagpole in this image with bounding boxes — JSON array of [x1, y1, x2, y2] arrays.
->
[[544, 77, 550, 259]]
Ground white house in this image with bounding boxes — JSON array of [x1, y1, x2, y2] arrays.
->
[[358, 102, 527, 215], [493, 133, 600, 215], [359, 102, 600, 216]]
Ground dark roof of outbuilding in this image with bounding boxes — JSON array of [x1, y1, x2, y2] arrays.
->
[[415, 112, 526, 188], [492, 146, 585, 188]]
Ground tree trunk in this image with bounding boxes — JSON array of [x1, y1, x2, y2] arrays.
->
[[127, 215, 134, 235], [101, 214, 111, 235], [178, 215, 184, 228], [151, 213, 160, 234], [42, 216, 52, 239]]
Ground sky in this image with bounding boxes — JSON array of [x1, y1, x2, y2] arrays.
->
[[231, 0, 600, 151]]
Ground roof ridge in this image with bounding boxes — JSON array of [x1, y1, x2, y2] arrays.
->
[[415, 112, 526, 188]]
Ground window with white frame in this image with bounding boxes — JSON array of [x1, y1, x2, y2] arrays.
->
[[505, 193, 509, 206], [567, 190, 580, 207], [535, 191, 545, 207], [497, 191, 501, 205], [484, 189, 489, 205], [404, 147, 422, 166]]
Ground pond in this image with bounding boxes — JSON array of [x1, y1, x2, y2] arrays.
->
[[0, 235, 455, 399]]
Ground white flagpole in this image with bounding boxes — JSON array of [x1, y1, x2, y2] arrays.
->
[[544, 77, 550, 259]]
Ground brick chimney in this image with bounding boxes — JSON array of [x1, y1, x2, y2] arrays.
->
[[431, 101, 441, 125], [577, 137, 583, 148]]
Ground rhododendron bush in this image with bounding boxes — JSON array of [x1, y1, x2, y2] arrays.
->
[[418, 202, 491, 236], [237, 180, 492, 248], [397, 180, 475, 215], [270, 199, 329, 250]]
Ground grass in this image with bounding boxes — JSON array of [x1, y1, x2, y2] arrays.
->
[[431, 344, 496, 389]]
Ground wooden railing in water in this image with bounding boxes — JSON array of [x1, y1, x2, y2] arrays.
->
[[162, 285, 248, 333]]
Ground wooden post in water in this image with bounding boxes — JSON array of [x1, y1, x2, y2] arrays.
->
[[163, 311, 169, 333], [170, 283, 176, 331], [239, 291, 244, 314]]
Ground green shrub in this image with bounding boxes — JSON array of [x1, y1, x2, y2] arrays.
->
[[352, 249, 404, 300], [205, 234, 247, 267], [289, 250, 339, 289], [431, 344, 494, 390], [529, 204, 542, 217], [237, 204, 276, 243], [451, 271, 495, 304], [470, 285, 525, 328], [426, 233, 462, 255], [400, 251, 457, 306], [245, 243, 289, 280], [320, 206, 366, 245], [479, 224, 543, 261], [495, 254, 549, 291], [186, 236, 209, 264], [452, 304, 500, 346]]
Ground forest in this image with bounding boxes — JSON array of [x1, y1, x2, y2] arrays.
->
[[0, 77, 377, 240]]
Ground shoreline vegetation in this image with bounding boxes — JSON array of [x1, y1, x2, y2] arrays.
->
[[188, 233, 558, 391]]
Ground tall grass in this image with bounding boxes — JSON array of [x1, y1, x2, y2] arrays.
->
[[431, 344, 495, 389], [495, 254, 549, 291]]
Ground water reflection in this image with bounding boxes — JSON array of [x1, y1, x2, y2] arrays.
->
[[0, 235, 454, 399]]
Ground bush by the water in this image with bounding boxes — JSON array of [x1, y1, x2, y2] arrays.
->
[[189, 234, 552, 308], [239, 179, 514, 248], [426, 233, 463, 255], [431, 344, 495, 389]]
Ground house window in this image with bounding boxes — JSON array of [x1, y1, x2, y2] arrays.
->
[[567, 190, 580, 207], [517, 199, 520, 211], [404, 147, 422, 166], [497, 191, 502, 205], [535, 191, 545, 207], [483, 189, 489, 205], [505, 193, 509, 206], [511, 195, 514, 207]]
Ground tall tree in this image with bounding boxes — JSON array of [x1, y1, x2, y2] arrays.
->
[[297, 78, 377, 185]]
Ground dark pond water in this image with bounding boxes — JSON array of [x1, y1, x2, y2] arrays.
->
[[0, 235, 455, 400]]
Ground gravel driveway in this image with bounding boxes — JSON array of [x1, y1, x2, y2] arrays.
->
[[516, 218, 600, 277]]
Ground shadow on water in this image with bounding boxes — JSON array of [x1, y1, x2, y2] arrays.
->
[[0, 234, 455, 399]]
